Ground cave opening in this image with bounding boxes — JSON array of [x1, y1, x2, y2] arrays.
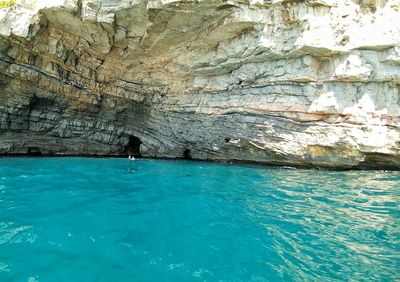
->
[[183, 149, 192, 160], [27, 147, 42, 156], [124, 136, 142, 157]]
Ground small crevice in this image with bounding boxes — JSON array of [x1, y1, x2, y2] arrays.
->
[[216, 4, 238, 10], [27, 147, 42, 156]]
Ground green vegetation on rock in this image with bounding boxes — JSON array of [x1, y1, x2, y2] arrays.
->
[[0, 0, 16, 8]]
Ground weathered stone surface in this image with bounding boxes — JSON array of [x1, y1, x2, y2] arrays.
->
[[0, 0, 399, 169]]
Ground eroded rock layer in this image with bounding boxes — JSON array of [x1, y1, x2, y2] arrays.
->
[[0, 0, 399, 168]]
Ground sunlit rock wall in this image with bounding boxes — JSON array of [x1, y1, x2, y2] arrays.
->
[[0, 0, 399, 168]]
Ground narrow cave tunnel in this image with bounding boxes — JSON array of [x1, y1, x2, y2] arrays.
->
[[123, 136, 142, 157]]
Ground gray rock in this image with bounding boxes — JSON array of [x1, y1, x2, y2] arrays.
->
[[0, 0, 399, 169]]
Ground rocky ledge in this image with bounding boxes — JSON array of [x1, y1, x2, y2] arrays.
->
[[0, 0, 399, 169]]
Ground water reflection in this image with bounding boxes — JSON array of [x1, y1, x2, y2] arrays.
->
[[0, 158, 398, 281], [241, 168, 399, 280]]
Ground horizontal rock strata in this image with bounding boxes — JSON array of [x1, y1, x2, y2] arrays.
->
[[0, 0, 399, 169]]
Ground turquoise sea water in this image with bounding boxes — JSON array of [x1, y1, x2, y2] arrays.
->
[[0, 158, 399, 281]]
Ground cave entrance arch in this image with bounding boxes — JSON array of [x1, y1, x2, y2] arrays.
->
[[124, 136, 142, 157], [183, 149, 192, 160]]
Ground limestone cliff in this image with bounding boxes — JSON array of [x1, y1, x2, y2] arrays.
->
[[0, 0, 399, 169]]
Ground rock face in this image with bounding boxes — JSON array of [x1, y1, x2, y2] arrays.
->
[[0, 0, 399, 169]]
